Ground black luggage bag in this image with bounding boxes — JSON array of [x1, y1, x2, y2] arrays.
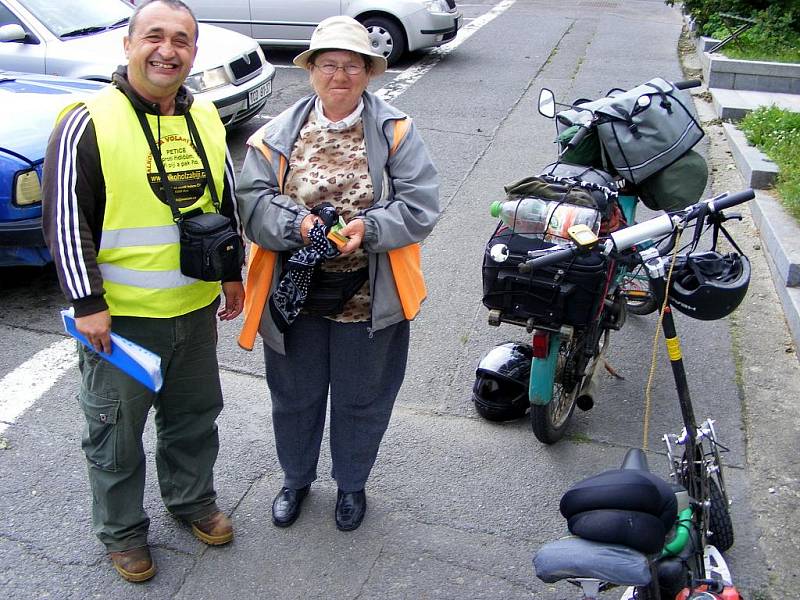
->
[[482, 225, 610, 328]]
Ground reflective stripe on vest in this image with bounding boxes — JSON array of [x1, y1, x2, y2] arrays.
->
[[99, 224, 179, 249], [99, 264, 198, 289], [85, 87, 225, 317]]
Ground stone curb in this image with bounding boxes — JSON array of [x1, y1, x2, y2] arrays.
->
[[722, 122, 778, 189], [750, 191, 800, 288], [750, 191, 800, 353], [721, 122, 800, 353], [697, 37, 800, 93]]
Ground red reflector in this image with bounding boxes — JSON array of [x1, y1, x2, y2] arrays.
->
[[532, 330, 549, 358]]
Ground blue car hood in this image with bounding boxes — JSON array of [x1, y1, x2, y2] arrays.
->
[[0, 72, 106, 161]]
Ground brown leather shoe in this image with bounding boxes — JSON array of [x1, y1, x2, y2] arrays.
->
[[191, 510, 233, 546], [109, 546, 156, 583]]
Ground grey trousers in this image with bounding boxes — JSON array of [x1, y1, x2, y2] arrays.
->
[[263, 315, 409, 492], [77, 300, 223, 552]]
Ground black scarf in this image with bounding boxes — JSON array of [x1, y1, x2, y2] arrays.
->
[[268, 204, 340, 332]]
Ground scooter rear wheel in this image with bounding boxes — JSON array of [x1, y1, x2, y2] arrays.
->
[[531, 334, 582, 444]]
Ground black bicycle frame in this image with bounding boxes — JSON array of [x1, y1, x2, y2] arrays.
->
[[647, 270, 709, 581]]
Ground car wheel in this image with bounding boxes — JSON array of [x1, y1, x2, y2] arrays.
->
[[362, 17, 405, 66]]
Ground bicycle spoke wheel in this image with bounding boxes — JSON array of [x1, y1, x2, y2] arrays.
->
[[708, 476, 734, 552], [531, 334, 582, 444], [620, 264, 658, 315]]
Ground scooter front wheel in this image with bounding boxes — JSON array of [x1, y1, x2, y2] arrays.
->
[[621, 263, 658, 315], [531, 333, 582, 444]]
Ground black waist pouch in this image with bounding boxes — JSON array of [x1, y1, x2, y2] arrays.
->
[[179, 212, 245, 282], [304, 267, 369, 316]]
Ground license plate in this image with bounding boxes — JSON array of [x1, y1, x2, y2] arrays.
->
[[248, 81, 271, 106]]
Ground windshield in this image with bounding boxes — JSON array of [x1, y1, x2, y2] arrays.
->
[[16, 0, 132, 38]]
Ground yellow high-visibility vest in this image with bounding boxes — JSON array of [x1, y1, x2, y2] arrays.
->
[[79, 86, 226, 317]]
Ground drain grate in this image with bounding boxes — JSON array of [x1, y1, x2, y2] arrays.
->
[[577, 1, 621, 7]]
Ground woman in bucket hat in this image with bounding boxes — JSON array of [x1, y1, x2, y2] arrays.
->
[[236, 16, 440, 531]]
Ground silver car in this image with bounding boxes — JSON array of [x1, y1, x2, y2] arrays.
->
[[0, 0, 276, 127], [182, 0, 462, 66]]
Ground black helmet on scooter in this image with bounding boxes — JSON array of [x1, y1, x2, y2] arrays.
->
[[473, 342, 532, 421], [669, 251, 751, 321]]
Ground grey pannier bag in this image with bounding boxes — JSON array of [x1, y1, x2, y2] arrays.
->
[[557, 78, 704, 185]]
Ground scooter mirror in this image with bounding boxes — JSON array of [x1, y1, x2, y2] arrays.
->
[[538, 89, 556, 118]]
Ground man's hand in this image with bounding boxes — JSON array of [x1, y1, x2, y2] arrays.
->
[[219, 281, 245, 320], [338, 218, 365, 256], [76, 310, 112, 354]]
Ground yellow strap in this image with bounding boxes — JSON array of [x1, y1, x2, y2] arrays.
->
[[238, 131, 283, 350], [246, 128, 287, 191], [391, 118, 411, 155], [388, 117, 426, 319], [238, 244, 277, 350]]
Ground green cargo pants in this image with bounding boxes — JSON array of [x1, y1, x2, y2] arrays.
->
[[77, 299, 223, 552]]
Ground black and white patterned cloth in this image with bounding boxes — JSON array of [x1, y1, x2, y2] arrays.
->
[[269, 216, 340, 333]]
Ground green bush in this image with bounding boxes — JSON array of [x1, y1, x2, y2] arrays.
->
[[739, 106, 800, 220], [667, 0, 800, 62]]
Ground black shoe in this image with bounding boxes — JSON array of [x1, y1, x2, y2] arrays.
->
[[271, 485, 310, 527], [335, 489, 366, 531]]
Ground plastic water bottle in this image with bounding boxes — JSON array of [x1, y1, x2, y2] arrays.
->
[[490, 198, 550, 235], [490, 198, 601, 245]]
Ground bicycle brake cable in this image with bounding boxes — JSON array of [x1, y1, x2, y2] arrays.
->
[[642, 223, 685, 450]]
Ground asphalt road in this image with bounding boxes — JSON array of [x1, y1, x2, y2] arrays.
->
[[0, 0, 786, 598]]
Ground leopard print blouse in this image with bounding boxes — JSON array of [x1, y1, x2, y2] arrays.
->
[[284, 111, 374, 323]]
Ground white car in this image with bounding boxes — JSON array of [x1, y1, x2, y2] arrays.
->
[[0, 0, 276, 127], [182, 0, 462, 66]]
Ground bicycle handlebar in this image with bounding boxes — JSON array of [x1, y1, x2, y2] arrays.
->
[[610, 214, 675, 252], [673, 79, 702, 90], [518, 189, 755, 272], [564, 123, 592, 149], [611, 189, 755, 251], [706, 188, 756, 212], [519, 246, 578, 272]]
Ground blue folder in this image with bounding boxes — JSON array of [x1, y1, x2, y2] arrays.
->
[[61, 309, 163, 392]]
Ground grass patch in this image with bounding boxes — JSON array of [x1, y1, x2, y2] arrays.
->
[[739, 106, 800, 220], [718, 44, 800, 64], [710, 26, 800, 63], [695, 6, 800, 63]]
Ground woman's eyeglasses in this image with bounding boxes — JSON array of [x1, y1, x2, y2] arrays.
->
[[313, 62, 366, 75]]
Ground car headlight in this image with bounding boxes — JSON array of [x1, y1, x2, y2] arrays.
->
[[14, 170, 42, 206], [255, 44, 267, 66], [184, 66, 230, 93], [423, 0, 451, 13]]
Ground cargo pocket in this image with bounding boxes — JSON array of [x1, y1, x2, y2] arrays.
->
[[80, 391, 120, 472]]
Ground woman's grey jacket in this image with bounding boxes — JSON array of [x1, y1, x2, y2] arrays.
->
[[236, 92, 441, 354]]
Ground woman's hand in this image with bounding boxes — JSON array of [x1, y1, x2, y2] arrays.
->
[[338, 218, 365, 255], [300, 213, 322, 244]]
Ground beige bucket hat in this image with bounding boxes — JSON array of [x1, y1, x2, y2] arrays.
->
[[293, 16, 388, 75]]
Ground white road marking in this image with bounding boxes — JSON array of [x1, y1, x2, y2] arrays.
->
[[374, 0, 517, 102], [0, 338, 77, 435], [0, 0, 517, 436]]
